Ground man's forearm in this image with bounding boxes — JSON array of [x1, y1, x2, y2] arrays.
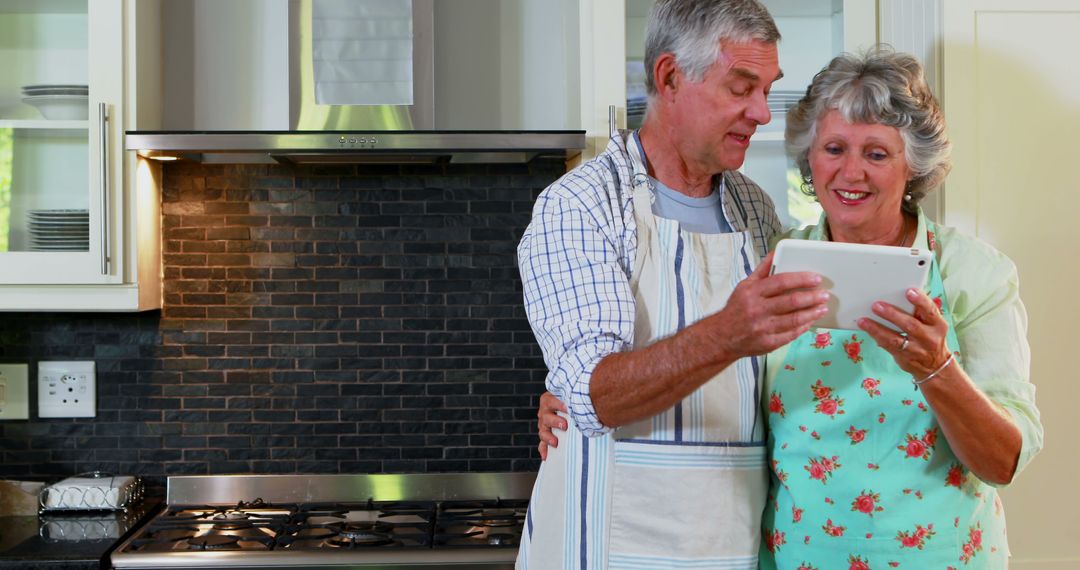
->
[[590, 315, 741, 428], [586, 254, 828, 430]]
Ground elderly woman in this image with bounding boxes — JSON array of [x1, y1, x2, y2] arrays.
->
[[757, 48, 1043, 568], [536, 48, 1042, 568]]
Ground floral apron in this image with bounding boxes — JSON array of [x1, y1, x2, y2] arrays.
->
[[761, 221, 1009, 569]]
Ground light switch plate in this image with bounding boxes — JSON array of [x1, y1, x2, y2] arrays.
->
[[38, 361, 96, 418], [0, 364, 30, 420]]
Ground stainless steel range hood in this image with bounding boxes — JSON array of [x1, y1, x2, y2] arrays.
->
[[125, 130, 586, 165]]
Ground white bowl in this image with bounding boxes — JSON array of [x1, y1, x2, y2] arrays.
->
[[22, 95, 89, 120]]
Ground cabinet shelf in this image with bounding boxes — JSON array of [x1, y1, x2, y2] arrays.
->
[[0, 119, 89, 130]]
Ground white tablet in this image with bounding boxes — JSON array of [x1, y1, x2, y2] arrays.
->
[[770, 239, 933, 332]]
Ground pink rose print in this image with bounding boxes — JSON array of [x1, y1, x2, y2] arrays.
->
[[905, 438, 928, 459], [971, 528, 983, 550], [861, 377, 881, 397], [889, 563, 900, 568], [933, 296, 943, 312], [821, 360, 832, 367], [805, 456, 841, 484], [946, 463, 966, 488], [810, 430, 821, 440], [772, 459, 789, 485], [816, 398, 843, 417], [923, 427, 939, 447], [785, 364, 796, 371], [896, 523, 936, 549], [792, 506, 803, 523], [821, 456, 839, 472], [867, 463, 880, 470], [769, 391, 786, 417], [810, 380, 845, 418], [848, 554, 870, 570], [822, 519, 846, 537], [846, 425, 868, 445], [902, 399, 914, 406], [842, 334, 864, 363], [960, 543, 976, 564], [810, 379, 832, 400], [765, 529, 787, 553], [812, 331, 833, 349], [797, 564, 819, 570], [850, 490, 884, 516], [899, 428, 937, 461], [878, 412, 886, 424], [902, 488, 925, 500]]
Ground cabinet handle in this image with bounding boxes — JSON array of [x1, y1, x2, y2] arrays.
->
[[99, 102, 111, 275], [608, 105, 617, 136]]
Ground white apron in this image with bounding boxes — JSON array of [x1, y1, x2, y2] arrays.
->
[[517, 136, 767, 570]]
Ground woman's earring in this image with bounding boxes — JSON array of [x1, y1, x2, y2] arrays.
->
[[904, 192, 913, 202]]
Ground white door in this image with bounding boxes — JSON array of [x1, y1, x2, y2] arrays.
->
[[943, 1, 1080, 567]]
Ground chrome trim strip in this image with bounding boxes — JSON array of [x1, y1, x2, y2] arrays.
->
[[165, 472, 537, 506], [125, 131, 585, 153], [111, 547, 517, 568]]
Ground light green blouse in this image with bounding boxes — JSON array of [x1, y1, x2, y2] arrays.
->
[[767, 210, 1044, 484]]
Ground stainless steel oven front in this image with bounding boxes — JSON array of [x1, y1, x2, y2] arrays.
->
[[110, 473, 535, 569]]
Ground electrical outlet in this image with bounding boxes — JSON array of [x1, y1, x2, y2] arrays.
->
[[0, 364, 30, 420], [38, 361, 96, 418]]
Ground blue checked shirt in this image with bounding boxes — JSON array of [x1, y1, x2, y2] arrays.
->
[[518, 132, 782, 436]]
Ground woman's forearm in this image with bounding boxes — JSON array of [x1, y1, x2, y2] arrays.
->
[[919, 363, 1022, 485]]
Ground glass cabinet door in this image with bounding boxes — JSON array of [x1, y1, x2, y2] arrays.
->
[[0, 0, 121, 284]]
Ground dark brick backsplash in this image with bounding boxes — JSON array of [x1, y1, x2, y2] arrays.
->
[[0, 160, 564, 484]]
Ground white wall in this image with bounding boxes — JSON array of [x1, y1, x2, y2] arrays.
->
[[162, 0, 291, 130], [942, 2, 1080, 566], [433, 0, 578, 130]]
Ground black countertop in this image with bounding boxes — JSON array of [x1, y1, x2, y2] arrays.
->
[[0, 499, 160, 570]]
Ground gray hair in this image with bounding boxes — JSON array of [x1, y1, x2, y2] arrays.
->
[[785, 47, 952, 213], [644, 0, 780, 98]]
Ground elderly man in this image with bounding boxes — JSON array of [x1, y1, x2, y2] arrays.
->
[[514, 1, 829, 568]]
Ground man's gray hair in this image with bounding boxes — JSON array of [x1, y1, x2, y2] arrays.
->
[[644, 0, 780, 98], [786, 48, 952, 213]]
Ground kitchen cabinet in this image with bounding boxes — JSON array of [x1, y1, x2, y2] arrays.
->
[[577, 0, 877, 229], [0, 0, 161, 311]]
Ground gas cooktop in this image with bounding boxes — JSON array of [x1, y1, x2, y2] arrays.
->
[[110, 473, 535, 569]]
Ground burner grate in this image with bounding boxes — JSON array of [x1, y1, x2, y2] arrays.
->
[[120, 497, 528, 553], [433, 499, 528, 548]]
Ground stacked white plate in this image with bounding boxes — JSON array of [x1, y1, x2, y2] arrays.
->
[[768, 90, 804, 115], [21, 84, 90, 120], [28, 209, 89, 252]]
